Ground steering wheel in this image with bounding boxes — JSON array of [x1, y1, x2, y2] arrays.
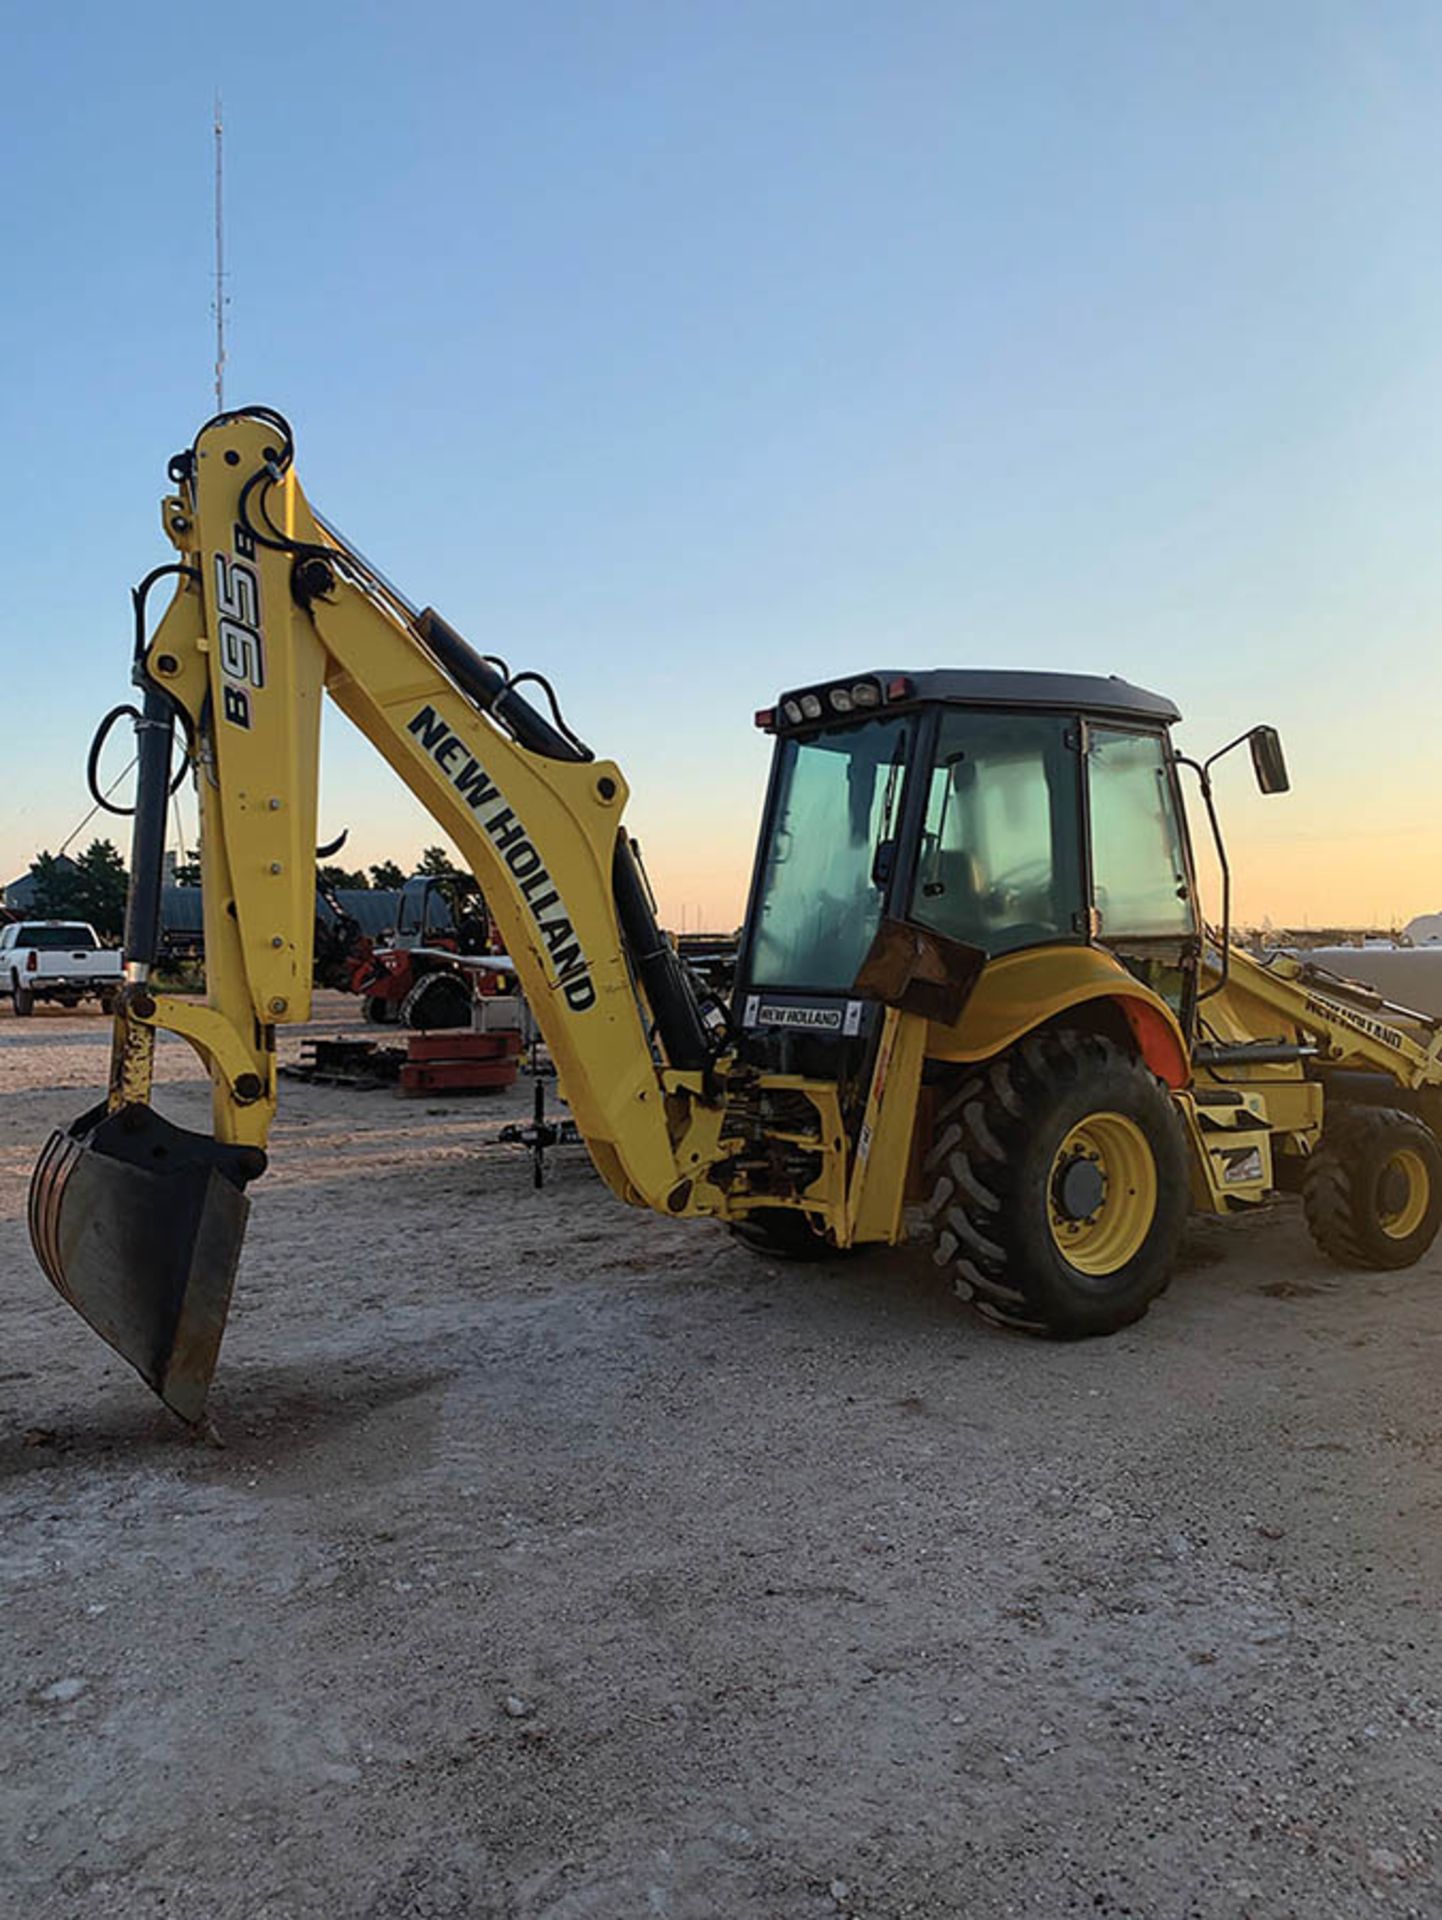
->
[[983, 858, 1052, 917]]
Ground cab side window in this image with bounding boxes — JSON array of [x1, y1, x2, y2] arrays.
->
[[912, 712, 1083, 955], [1087, 728, 1194, 938]]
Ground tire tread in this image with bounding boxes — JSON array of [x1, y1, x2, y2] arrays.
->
[[1302, 1104, 1442, 1271], [924, 1028, 1188, 1337]]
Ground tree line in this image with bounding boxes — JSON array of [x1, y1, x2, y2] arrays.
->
[[16, 843, 459, 940], [314, 847, 457, 892], [22, 843, 129, 938]]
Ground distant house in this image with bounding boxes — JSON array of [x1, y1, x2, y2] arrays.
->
[[2, 855, 79, 910]]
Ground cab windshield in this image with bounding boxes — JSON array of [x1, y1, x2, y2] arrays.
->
[[749, 714, 912, 992]]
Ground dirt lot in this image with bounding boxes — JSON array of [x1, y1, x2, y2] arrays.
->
[[3, 994, 1442, 1919]]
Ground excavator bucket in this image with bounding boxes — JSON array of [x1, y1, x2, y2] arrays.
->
[[28, 1102, 266, 1424]]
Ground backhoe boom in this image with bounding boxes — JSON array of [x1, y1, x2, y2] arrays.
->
[[30, 409, 905, 1420], [156, 410, 711, 1204]]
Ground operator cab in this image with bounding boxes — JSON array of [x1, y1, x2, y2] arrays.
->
[[736, 670, 1200, 1076]]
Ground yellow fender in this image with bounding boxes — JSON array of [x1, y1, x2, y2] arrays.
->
[[924, 945, 1191, 1088]]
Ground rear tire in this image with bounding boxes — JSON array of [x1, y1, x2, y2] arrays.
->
[[12, 977, 33, 1017], [1303, 1106, 1442, 1271], [923, 1029, 1189, 1336], [98, 989, 118, 1016]]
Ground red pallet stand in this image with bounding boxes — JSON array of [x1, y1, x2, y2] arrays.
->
[[400, 1027, 522, 1096]]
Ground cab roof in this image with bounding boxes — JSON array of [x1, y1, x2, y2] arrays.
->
[[901, 669, 1179, 723], [777, 670, 1180, 726]]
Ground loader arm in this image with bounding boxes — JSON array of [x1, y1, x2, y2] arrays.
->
[[1204, 944, 1442, 1091], [32, 410, 903, 1421]]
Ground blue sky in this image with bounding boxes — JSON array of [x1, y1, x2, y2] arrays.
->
[[4, 1, 1442, 927]]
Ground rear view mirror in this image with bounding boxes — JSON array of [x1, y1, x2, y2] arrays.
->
[[1249, 726, 1289, 794]]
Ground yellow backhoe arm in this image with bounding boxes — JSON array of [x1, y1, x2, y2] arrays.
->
[[29, 409, 921, 1421], [141, 410, 716, 1205]]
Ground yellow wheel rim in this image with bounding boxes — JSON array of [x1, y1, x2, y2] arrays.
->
[[1379, 1147, 1429, 1240], [1048, 1111, 1157, 1277]]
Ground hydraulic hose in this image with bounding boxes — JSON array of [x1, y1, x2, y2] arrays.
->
[[122, 685, 177, 973], [412, 607, 714, 1070]]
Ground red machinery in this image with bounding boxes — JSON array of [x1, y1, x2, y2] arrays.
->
[[346, 872, 511, 1029]]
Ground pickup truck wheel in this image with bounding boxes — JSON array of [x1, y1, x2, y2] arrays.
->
[[12, 977, 34, 1016], [98, 989, 119, 1016]]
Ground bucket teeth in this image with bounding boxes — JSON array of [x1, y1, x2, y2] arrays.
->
[[27, 1103, 265, 1423], [29, 1125, 85, 1307]]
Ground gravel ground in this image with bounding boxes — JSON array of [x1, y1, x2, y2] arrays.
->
[[3, 995, 1442, 1920]]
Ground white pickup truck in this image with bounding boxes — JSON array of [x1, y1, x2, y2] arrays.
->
[[0, 921, 123, 1015]]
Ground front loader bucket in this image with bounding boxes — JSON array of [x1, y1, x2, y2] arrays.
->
[[29, 1102, 266, 1423]]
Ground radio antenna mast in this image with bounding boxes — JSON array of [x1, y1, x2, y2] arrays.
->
[[212, 95, 227, 411]]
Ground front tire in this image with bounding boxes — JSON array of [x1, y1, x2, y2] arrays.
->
[[1303, 1106, 1442, 1271], [924, 1029, 1189, 1336], [730, 1208, 841, 1262]]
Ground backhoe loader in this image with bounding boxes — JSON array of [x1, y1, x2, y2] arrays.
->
[[29, 407, 1442, 1421]]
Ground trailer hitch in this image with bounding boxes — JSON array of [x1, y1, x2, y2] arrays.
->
[[496, 1078, 581, 1189]]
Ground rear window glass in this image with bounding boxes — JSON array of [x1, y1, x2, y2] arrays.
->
[[17, 925, 97, 949]]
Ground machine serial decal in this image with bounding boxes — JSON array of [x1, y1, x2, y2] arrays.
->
[[214, 521, 265, 730], [407, 706, 595, 1010], [1220, 1145, 1264, 1184]]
